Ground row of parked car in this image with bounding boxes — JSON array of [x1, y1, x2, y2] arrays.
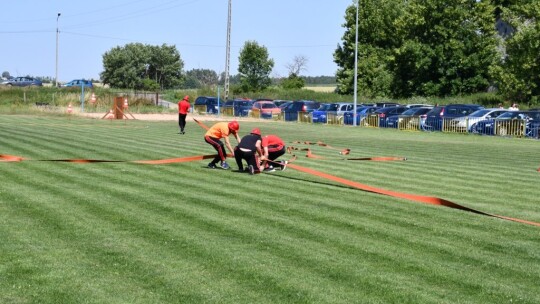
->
[[340, 103, 540, 138], [0, 77, 93, 88], [193, 96, 540, 139]]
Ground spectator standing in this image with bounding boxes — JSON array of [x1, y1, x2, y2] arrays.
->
[[508, 103, 519, 111], [234, 128, 263, 175], [261, 134, 287, 172], [178, 95, 191, 134], [204, 121, 240, 169]]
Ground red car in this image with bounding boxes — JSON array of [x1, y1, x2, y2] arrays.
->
[[251, 101, 281, 119]]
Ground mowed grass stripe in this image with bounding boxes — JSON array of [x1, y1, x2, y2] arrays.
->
[[1, 164, 257, 302], [2, 115, 540, 303]]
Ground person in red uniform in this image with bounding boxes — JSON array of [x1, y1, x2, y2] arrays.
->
[[204, 120, 240, 169], [234, 128, 264, 174], [261, 134, 287, 171], [177, 95, 191, 134]]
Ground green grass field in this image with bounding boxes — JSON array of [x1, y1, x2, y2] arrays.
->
[[1, 115, 539, 303]]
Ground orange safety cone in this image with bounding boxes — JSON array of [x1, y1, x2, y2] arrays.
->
[[67, 103, 73, 114]]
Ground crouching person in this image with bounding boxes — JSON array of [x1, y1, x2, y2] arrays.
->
[[234, 128, 264, 175], [261, 134, 287, 172]]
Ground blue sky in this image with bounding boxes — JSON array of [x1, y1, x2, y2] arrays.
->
[[0, 0, 353, 82]]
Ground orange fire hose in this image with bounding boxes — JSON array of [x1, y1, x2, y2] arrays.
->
[[2, 153, 539, 227]]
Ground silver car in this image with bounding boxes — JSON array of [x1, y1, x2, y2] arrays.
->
[[0, 76, 43, 87], [451, 108, 509, 132]]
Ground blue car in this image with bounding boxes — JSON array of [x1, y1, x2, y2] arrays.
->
[[423, 104, 484, 131], [473, 111, 540, 137], [222, 99, 254, 116], [61, 79, 93, 89], [386, 107, 433, 129], [343, 106, 379, 125], [281, 100, 320, 121], [194, 96, 220, 114], [373, 106, 409, 128]]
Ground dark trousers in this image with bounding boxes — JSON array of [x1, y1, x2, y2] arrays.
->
[[178, 114, 187, 132], [234, 147, 260, 172], [268, 146, 286, 169], [205, 136, 226, 164]]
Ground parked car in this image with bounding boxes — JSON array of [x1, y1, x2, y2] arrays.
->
[[406, 103, 433, 108], [343, 106, 380, 125], [273, 100, 291, 108], [386, 107, 433, 129], [282, 100, 320, 121], [473, 111, 540, 136], [423, 104, 484, 131], [194, 96, 220, 114], [374, 106, 409, 128], [374, 102, 400, 108], [312, 102, 353, 123], [526, 111, 540, 138], [0, 76, 42, 87], [251, 100, 281, 118], [450, 108, 509, 132], [222, 98, 253, 117], [61, 79, 93, 89]]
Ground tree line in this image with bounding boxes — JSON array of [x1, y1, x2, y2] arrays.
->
[[91, 1, 538, 106], [334, 0, 540, 105]]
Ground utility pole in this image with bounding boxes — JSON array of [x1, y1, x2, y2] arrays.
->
[[224, 0, 232, 101], [353, 2, 359, 126], [55, 12, 61, 87]]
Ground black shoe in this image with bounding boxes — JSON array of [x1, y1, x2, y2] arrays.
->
[[248, 165, 255, 175], [208, 162, 217, 169]]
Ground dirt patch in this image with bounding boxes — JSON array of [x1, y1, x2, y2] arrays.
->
[[79, 112, 277, 123]]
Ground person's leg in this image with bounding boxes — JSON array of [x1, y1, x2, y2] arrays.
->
[[178, 114, 183, 133], [205, 136, 225, 166], [179, 114, 187, 133], [246, 152, 261, 174], [234, 147, 244, 171], [268, 147, 286, 169]]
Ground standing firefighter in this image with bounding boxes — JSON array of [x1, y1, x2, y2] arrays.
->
[[204, 121, 240, 169], [234, 128, 264, 175], [178, 95, 190, 134], [261, 134, 287, 172]]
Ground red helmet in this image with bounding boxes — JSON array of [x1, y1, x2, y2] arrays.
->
[[183, 95, 189, 101], [250, 128, 261, 136], [228, 120, 239, 132]]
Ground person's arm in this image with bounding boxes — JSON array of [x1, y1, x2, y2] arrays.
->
[[224, 136, 235, 155], [256, 140, 264, 159]]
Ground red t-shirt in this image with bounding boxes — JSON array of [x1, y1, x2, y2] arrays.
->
[[262, 135, 284, 150], [178, 100, 190, 114]]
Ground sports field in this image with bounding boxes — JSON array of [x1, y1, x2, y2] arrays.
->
[[1, 115, 539, 303]]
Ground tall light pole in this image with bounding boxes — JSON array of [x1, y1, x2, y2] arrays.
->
[[224, 0, 232, 101], [353, 1, 359, 126], [55, 12, 61, 87]]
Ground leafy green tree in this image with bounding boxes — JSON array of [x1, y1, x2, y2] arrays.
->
[[335, 0, 499, 99], [280, 73, 305, 89], [490, 1, 540, 105], [390, 0, 498, 97], [186, 69, 218, 88], [101, 43, 184, 90], [147, 44, 184, 89], [237, 41, 274, 92], [334, 0, 403, 97], [2, 71, 10, 79]]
